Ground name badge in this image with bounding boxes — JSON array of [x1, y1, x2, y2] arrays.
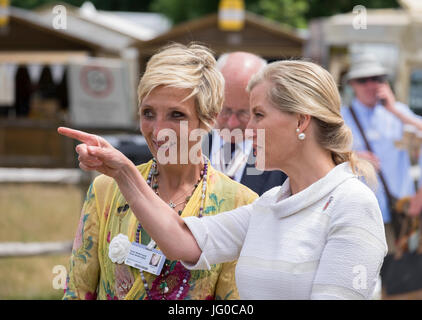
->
[[125, 242, 166, 276]]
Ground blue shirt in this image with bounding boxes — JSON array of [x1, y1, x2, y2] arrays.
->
[[341, 98, 418, 223]]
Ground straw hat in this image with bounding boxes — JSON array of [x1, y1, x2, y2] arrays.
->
[[346, 52, 388, 81]]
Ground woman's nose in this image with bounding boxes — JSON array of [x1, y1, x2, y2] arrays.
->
[[153, 119, 167, 139], [246, 118, 255, 132], [246, 121, 257, 140]]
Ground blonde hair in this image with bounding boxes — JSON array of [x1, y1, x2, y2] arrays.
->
[[137, 42, 224, 131], [247, 60, 376, 186]]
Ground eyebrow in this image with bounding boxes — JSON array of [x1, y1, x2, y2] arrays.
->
[[139, 103, 151, 109], [167, 106, 185, 111], [139, 104, 184, 110]]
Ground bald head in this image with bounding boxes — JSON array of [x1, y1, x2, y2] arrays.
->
[[216, 52, 267, 138], [218, 52, 266, 89]]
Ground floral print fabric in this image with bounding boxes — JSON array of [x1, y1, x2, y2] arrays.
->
[[63, 160, 258, 300]]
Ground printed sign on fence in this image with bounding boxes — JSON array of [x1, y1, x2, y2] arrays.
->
[[68, 57, 136, 129]]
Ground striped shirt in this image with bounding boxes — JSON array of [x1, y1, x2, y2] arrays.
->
[[341, 99, 420, 223]]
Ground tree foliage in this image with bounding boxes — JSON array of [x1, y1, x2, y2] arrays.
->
[[11, 0, 400, 29], [249, 0, 309, 29], [149, 0, 399, 28], [149, 0, 218, 24]]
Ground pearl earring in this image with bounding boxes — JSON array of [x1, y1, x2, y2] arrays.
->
[[296, 128, 306, 140]]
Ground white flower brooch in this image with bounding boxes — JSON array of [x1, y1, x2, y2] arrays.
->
[[108, 234, 131, 264]]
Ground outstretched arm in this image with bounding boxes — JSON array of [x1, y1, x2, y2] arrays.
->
[[57, 127, 201, 263]]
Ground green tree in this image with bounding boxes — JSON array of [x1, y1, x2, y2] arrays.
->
[[149, 0, 309, 28], [149, 0, 218, 25], [150, 0, 399, 29], [249, 0, 309, 29]]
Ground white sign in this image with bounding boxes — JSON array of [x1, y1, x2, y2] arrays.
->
[[68, 57, 136, 128]]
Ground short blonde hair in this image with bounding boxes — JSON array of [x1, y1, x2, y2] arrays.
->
[[138, 42, 224, 131], [247, 60, 376, 186]]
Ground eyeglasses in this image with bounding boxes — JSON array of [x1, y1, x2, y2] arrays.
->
[[354, 75, 387, 84], [220, 108, 250, 122]]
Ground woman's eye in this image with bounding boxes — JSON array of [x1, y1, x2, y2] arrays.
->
[[142, 110, 153, 118], [142, 110, 152, 117], [172, 111, 185, 118]]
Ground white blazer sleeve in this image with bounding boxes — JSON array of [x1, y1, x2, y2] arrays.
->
[[181, 203, 253, 270], [311, 188, 387, 300]]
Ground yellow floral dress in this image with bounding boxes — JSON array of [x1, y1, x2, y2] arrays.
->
[[63, 159, 258, 300]]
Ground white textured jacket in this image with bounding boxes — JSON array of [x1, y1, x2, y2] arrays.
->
[[183, 162, 387, 299]]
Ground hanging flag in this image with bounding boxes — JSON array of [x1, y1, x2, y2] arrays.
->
[[27, 64, 43, 85], [0, 0, 9, 29], [218, 0, 245, 31], [0, 63, 17, 106], [50, 64, 65, 85]]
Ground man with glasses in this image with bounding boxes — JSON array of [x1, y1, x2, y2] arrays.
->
[[204, 52, 287, 195], [341, 52, 422, 253]]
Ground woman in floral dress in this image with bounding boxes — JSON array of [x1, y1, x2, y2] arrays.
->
[[61, 43, 258, 300]]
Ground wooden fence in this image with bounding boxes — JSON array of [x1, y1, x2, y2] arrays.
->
[[0, 241, 73, 257], [0, 168, 94, 258]]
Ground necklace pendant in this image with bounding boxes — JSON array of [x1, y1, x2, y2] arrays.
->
[[169, 202, 176, 209]]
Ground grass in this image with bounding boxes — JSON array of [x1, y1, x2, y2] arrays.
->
[[0, 255, 71, 300], [0, 183, 84, 300]]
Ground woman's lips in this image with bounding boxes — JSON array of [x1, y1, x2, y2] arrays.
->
[[152, 139, 177, 151]]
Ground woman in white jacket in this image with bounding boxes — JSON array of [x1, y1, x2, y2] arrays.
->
[[59, 59, 387, 300]]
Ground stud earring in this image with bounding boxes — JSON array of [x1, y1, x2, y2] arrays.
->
[[298, 132, 306, 140]]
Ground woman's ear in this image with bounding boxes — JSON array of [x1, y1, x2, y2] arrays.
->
[[296, 114, 312, 132]]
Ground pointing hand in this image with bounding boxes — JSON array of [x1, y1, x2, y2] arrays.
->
[[58, 127, 131, 178]]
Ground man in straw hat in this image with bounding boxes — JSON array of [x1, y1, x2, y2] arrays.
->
[[341, 52, 422, 251]]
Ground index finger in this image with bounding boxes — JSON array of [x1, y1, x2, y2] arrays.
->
[[58, 127, 100, 146]]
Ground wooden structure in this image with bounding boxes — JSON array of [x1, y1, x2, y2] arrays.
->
[[0, 6, 144, 168], [306, 0, 422, 112], [135, 11, 305, 71]]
